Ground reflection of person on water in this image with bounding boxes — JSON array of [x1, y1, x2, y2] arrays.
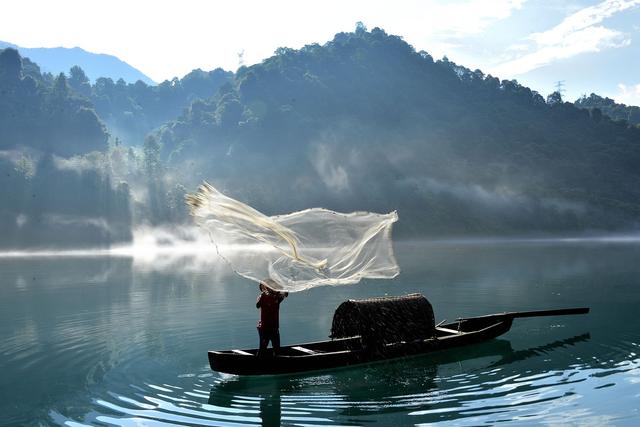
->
[[256, 279, 288, 356]]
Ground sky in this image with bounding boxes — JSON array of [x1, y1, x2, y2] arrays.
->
[[1, 0, 639, 105]]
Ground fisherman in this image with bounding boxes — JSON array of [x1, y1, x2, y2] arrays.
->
[[256, 279, 288, 356]]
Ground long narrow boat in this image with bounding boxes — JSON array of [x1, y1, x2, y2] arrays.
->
[[208, 294, 589, 376]]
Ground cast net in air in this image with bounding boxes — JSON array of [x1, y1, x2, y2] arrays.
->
[[186, 182, 400, 292]]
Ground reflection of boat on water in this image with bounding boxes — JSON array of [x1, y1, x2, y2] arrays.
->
[[207, 339, 510, 425], [208, 334, 591, 424], [208, 294, 589, 376], [210, 338, 515, 396]]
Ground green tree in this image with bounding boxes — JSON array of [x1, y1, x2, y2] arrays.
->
[[68, 65, 91, 97], [0, 48, 22, 81], [143, 135, 162, 179], [546, 91, 563, 105], [143, 135, 168, 223], [52, 72, 70, 98]]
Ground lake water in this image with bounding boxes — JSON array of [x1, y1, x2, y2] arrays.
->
[[1, 240, 640, 426]]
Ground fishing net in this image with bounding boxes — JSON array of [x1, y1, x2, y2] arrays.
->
[[186, 182, 399, 292]]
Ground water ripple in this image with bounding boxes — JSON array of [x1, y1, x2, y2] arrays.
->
[[5, 246, 640, 426], [63, 345, 635, 425]]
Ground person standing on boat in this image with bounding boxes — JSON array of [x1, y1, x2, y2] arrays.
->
[[256, 279, 288, 356]]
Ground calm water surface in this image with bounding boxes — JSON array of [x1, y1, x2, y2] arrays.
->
[[1, 241, 640, 426]]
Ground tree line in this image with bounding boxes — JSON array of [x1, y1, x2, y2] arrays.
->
[[152, 25, 640, 236], [3, 24, 640, 247]]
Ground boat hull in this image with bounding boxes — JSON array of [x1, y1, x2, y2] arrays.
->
[[208, 315, 514, 376]]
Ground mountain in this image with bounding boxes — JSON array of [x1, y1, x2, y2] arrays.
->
[[0, 47, 132, 248], [0, 41, 154, 85], [0, 48, 108, 156], [0, 43, 234, 146], [575, 93, 640, 126], [150, 26, 640, 236], [85, 67, 234, 145], [3, 26, 640, 246], [0, 46, 232, 247]]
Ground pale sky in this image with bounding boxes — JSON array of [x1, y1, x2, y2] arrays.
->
[[2, 0, 640, 105]]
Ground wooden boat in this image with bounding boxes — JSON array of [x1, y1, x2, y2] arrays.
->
[[208, 294, 589, 376]]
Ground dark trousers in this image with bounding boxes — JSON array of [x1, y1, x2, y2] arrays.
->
[[258, 327, 280, 356]]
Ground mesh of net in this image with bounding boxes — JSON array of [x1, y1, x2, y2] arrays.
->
[[186, 182, 400, 292]]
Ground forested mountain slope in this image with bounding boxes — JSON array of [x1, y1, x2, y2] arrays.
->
[[153, 27, 640, 236], [575, 93, 640, 126], [3, 26, 640, 245], [85, 67, 233, 145], [0, 41, 154, 84], [0, 48, 131, 248], [0, 48, 108, 156]]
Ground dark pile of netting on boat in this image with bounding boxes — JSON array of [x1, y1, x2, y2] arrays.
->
[[330, 293, 435, 344]]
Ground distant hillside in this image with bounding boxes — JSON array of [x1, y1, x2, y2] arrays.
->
[[0, 41, 154, 85], [3, 27, 640, 245], [575, 93, 640, 126], [151, 26, 640, 236], [0, 44, 234, 146], [84, 67, 234, 145], [0, 47, 132, 248], [0, 48, 108, 156]]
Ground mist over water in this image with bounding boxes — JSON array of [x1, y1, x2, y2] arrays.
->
[[3, 226, 640, 259], [0, 226, 215, 261], [1, 238, 640, 425]]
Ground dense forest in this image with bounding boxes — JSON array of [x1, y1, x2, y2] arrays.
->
[[84, 67, 233, 145], [2, 25, 640, 247], [0, 40, 155, 85], [153, 26, 640, 236], [0, 48, 130, 247], [575, 93, 640, 126]]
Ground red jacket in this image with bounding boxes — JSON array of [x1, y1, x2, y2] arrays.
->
[[256, 291, 286, 331]]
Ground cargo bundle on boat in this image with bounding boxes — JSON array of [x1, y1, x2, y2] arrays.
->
[[330, 293, 435, 345]]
